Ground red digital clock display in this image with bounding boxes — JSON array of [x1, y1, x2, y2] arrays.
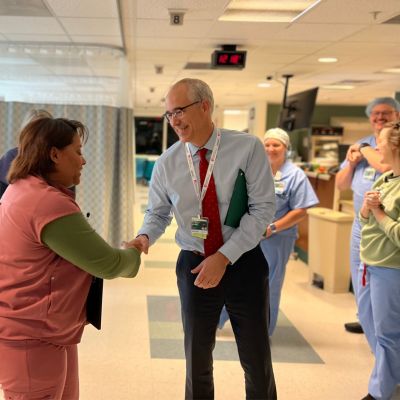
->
[[211, 50, 247, 69]]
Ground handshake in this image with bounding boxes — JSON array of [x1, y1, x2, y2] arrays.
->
[[121, 234, 150, 254]]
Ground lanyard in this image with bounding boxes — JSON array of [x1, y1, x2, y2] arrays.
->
[[185, 129, 221, 216]]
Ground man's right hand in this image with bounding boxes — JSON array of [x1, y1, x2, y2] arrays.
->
[[124, 235, 150, 254]]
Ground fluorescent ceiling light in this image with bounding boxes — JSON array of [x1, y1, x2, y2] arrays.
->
[[258, 82, 272, 88], [224, 109, 245, 115], [382, 67, 400, 74], [318, 57, 338, 63], [219, 0, 320, 22], [321, 85, 354, 90]]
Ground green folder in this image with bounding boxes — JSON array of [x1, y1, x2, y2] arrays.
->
[[224, 169, 248, 228]]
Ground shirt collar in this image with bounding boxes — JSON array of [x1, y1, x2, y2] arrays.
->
[[187, 126, 217, 156], [274, 160, 291, 179]]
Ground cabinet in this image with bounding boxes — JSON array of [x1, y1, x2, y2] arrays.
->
[[310, 135, 342, 165], [295, 172, 336, 261]]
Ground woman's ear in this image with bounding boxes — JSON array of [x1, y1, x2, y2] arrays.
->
[[49, 147, 60, 164]]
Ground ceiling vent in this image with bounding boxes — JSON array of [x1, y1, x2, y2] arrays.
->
[[382, 14, 400, 24], [184, 62, 211, 70]]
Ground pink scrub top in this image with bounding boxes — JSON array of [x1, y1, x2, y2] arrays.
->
[[0, 175, 92, 345]]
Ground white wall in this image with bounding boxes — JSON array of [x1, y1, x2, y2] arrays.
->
[[222, 110, 249, 132]]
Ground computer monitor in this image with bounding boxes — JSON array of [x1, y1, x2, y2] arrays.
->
[[135, 117, 163, 155], [278, 87, 319, 132]]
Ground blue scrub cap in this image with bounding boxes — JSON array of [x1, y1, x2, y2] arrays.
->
[[365, 97, 400, 117]]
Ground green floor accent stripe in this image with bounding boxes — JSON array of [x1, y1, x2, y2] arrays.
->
[[147, 295, 323, 363]]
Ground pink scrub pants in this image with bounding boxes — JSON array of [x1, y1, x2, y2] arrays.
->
[[0, 340, 79, 400]]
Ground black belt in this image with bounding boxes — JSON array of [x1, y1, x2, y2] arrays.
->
[[191, 250, 205, 257]]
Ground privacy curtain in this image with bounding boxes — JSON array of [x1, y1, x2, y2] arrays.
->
[[0, 101, 134, 247]]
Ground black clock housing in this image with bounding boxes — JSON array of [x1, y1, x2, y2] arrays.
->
[[211, 50, 247, 69]]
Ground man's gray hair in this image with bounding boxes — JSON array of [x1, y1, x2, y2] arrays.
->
[[365, 97, 400, 117], [172, 78, 214, 113]]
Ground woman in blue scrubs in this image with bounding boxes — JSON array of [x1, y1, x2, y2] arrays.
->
[[261, 128, 318, 336], [358, 121, 400, 400], [219, 128, 318, 336]]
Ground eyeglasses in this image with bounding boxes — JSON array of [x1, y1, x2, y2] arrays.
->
[[370, 111, 395, 118], [163, 101, 200, 122]]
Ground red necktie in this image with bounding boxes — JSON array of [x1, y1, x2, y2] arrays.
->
[[198, 148, 224, 257]]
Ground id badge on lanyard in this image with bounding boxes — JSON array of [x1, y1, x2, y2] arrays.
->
[[186, 129, 221, 239], [191, 216, 209, 239]]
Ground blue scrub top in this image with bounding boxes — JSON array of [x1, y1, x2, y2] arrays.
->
[[339, 135, 381, 216], [0, 147, 18, 185], [272, 160, 319, 237]]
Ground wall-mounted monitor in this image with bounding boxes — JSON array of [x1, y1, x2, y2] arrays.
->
[[278, 87, 319, 132], [135, 117, 163, 155]]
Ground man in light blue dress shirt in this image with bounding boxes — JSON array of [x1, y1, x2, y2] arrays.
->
[[131, 78, 277, 399]]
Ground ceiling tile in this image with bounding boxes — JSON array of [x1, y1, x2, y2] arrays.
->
[[0, 16, 65, 34], [60, 17, 120, 36], [46, 0, 118, 18], [136, 0, 228, 19], [299, 0, 400, 24], [136, 19, 214, 38], [343, 24, 400, 43], [136, 37, 203, 51], [274, 23, 366, 42]]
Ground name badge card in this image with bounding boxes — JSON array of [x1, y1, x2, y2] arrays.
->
[[191, 217, 209, 239], [363, 167, 376, 181], [274, 181, 285, 195]]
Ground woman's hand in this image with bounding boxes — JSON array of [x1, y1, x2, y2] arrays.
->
[[264, 225, 273, 238], [361, 191, 381, 218]]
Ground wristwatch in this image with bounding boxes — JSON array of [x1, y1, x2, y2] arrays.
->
[[359, 142, 371, 150], [269, 223, 277, 234]]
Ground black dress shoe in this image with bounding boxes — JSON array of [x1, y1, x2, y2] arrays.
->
[[361, 394, 375, 400], [344, 321, 364, 334]]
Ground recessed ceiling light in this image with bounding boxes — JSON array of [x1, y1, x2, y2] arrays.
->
[[219, 0, 321, 23], [318, 57, 338, 63], [224, 109, 245, 115], [257, 82, 272, 88], [321, 85, 354, 90], [382, 67, 400, 74]]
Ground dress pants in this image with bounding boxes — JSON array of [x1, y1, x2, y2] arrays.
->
[[176, 246, 277, 400], [0, 340, 79, 400]]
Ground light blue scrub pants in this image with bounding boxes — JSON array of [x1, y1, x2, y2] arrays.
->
[[350, 219, 362, 299], [357, 265, 400, 400], [352, 219, 378, 352], [218, 235, 295, 336], [261, 234, 296, 336]]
